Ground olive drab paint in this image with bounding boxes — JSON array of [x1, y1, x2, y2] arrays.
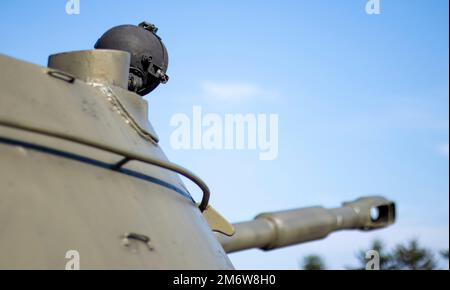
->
[[0, 22, 396, 269]]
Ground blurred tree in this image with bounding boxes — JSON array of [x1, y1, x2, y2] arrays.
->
[[351, 239, 438, 270], [351, 239, 394, 270], [440, 249, 449, 260], [304, 239, 444, 270], [301, 255, 326, 270], [390, 239, 437, 270]]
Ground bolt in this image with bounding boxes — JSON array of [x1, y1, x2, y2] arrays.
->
[[138, 22, 158, 34]]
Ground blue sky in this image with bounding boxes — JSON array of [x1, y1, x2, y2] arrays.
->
[[0, 0, 448, 269]]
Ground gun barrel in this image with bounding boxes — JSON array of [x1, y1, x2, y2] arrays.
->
[[217, 196, 396, 253]]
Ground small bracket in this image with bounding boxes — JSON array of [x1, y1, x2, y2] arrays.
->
[[201, 205, 235, 237], [138, 22, 159, 34], [121, 232, 154, 251], [47, 70, 75, 84], [111, 157, 131, 170]]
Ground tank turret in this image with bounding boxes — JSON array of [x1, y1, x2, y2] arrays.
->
[[0, 22, 397, 270]]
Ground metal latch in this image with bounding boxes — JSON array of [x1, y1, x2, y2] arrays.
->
[[201, 205, 235, 237]]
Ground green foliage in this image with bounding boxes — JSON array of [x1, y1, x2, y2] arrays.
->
[[391, 239, 437, 270], [301, 255, 326, 270], [352, 239, 395, 270], [441, 249, 449, 260], [301, 239, 448, 270]]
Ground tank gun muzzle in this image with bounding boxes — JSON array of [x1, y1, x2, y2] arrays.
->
[[217, 196, 396, 253]]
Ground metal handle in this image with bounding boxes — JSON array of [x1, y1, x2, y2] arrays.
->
[[0, 121, 210, 212], [112, 156, 210, 212]]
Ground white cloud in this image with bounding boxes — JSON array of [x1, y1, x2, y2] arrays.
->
[[438, 143, 449, 158], [200, 81, 279, 103]]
